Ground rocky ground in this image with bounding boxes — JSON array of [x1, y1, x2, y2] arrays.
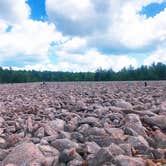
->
[[0, 81, 166, 166]]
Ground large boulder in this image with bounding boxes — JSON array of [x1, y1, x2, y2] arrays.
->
[[143, 115, 166, 130], [2, 142, 46, 166], [124, 114, 147, 137]]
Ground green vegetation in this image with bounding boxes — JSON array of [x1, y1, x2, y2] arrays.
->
[[0, 63, 166, 83]]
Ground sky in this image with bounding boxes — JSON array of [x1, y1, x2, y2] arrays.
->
[[0, 0, 166, 72]]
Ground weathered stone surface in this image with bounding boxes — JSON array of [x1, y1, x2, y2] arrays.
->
[[0, 137, 6, 149], [59, 148, 77, 163], [152, 129, 166, 149], [79, 117, 100, 127], [111, 99, 133, 110], [143, 115, 166, 129], [85, 141, 100, 154], [88, 148, 113, 166], [115, 155, 146, 166], [51, 138, 78, 151], [125, 114, 147, 137], [38, 145, 59, 157], [2, 142, 46, 166]]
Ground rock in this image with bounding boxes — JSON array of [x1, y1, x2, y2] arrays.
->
[[79, 117, 100, 127], [38, 145, 59, 157], [0, 117, 5, 127], [143, 115, 166, 130], [51, 138, 78, 151], [108, 143, 125, 156], [115, 155, 146, 166], [160, 101, 166, 112], [125, 114, 147, 137], [31, 137, 40, 144], [126, 136, 150, 155], [0, 137, 6, 149], [27, 116, 33, 133], [153, 129, 166, 149], [71, 132, 84, 143], [67, 159, 84, 166], [87, 135, 113, 147], [111, 99, 133, 110], [119, 144, 132, 156], [124, 127, 139, 136], [48, 119, 66, 130], [2, 142, 46, 166], [6, 134, 21, 148], [0, 149, 10, 161], [35, 127, 45, 138], [0, 128, 4, 136], [85, 141, 100, 154], [84, 127, 107, 137], [88, 148, 113, 166], [59, 148, 77, 163], [105, 128, 124, 138]]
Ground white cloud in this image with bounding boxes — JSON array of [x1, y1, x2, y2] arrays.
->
[[0, 0, 30, 24], [0, 20, 64, 65], [46, 0, 166, 51], [50, 49, 138, 72], [144, 47, 166, 65]]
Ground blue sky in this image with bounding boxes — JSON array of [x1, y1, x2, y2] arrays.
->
[[0, 0, 166, 71]]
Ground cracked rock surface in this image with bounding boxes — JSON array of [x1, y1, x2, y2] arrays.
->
[[0, 82, 166, 166]]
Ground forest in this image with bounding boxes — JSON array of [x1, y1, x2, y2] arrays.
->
[[0, 62, 166, 83]]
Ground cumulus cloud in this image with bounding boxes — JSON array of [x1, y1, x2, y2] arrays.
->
[[0, 0, 30, 24], [0, 19, 64, 65], [144, 46, 166, 65], [46, 0, 166, 52]]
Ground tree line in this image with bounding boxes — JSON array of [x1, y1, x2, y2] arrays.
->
[[0, 62, 166, 83]]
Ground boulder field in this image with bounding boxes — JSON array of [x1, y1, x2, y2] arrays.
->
[[0, 81, 166, 166]]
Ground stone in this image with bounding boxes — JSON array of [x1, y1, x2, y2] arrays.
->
[[51, 138, 78, 151], [143, 115, 166, 130], [79, 117, 100, 127], [71, 132, 84, 143], [0, 117, 5, 127], [27, 116, 33, 133], [125, 114, 147, 137], [153, 129, 166, 149], [59, 148, 77, 163], [35, 127, 45, 138], [115, 155, 146, 166], [108, 143, 125, 156], [2, 142, 46, 166], [88, 148, 113, 166], [84, 127, 107, 137], [0, 137, 6, 149], [48, 119, 66, 130], [0, 149, 10, 161], [67, 159, 84, 166], [38, 145, 59, 157], [111, 99, 133, 110], [85, 141, 100, 154], [126, 136, 150, 155], [105, 128, 124, 138]]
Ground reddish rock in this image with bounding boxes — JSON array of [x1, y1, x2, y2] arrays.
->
[[115, 155, 146, 166], [2, 142, 46, 166]]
